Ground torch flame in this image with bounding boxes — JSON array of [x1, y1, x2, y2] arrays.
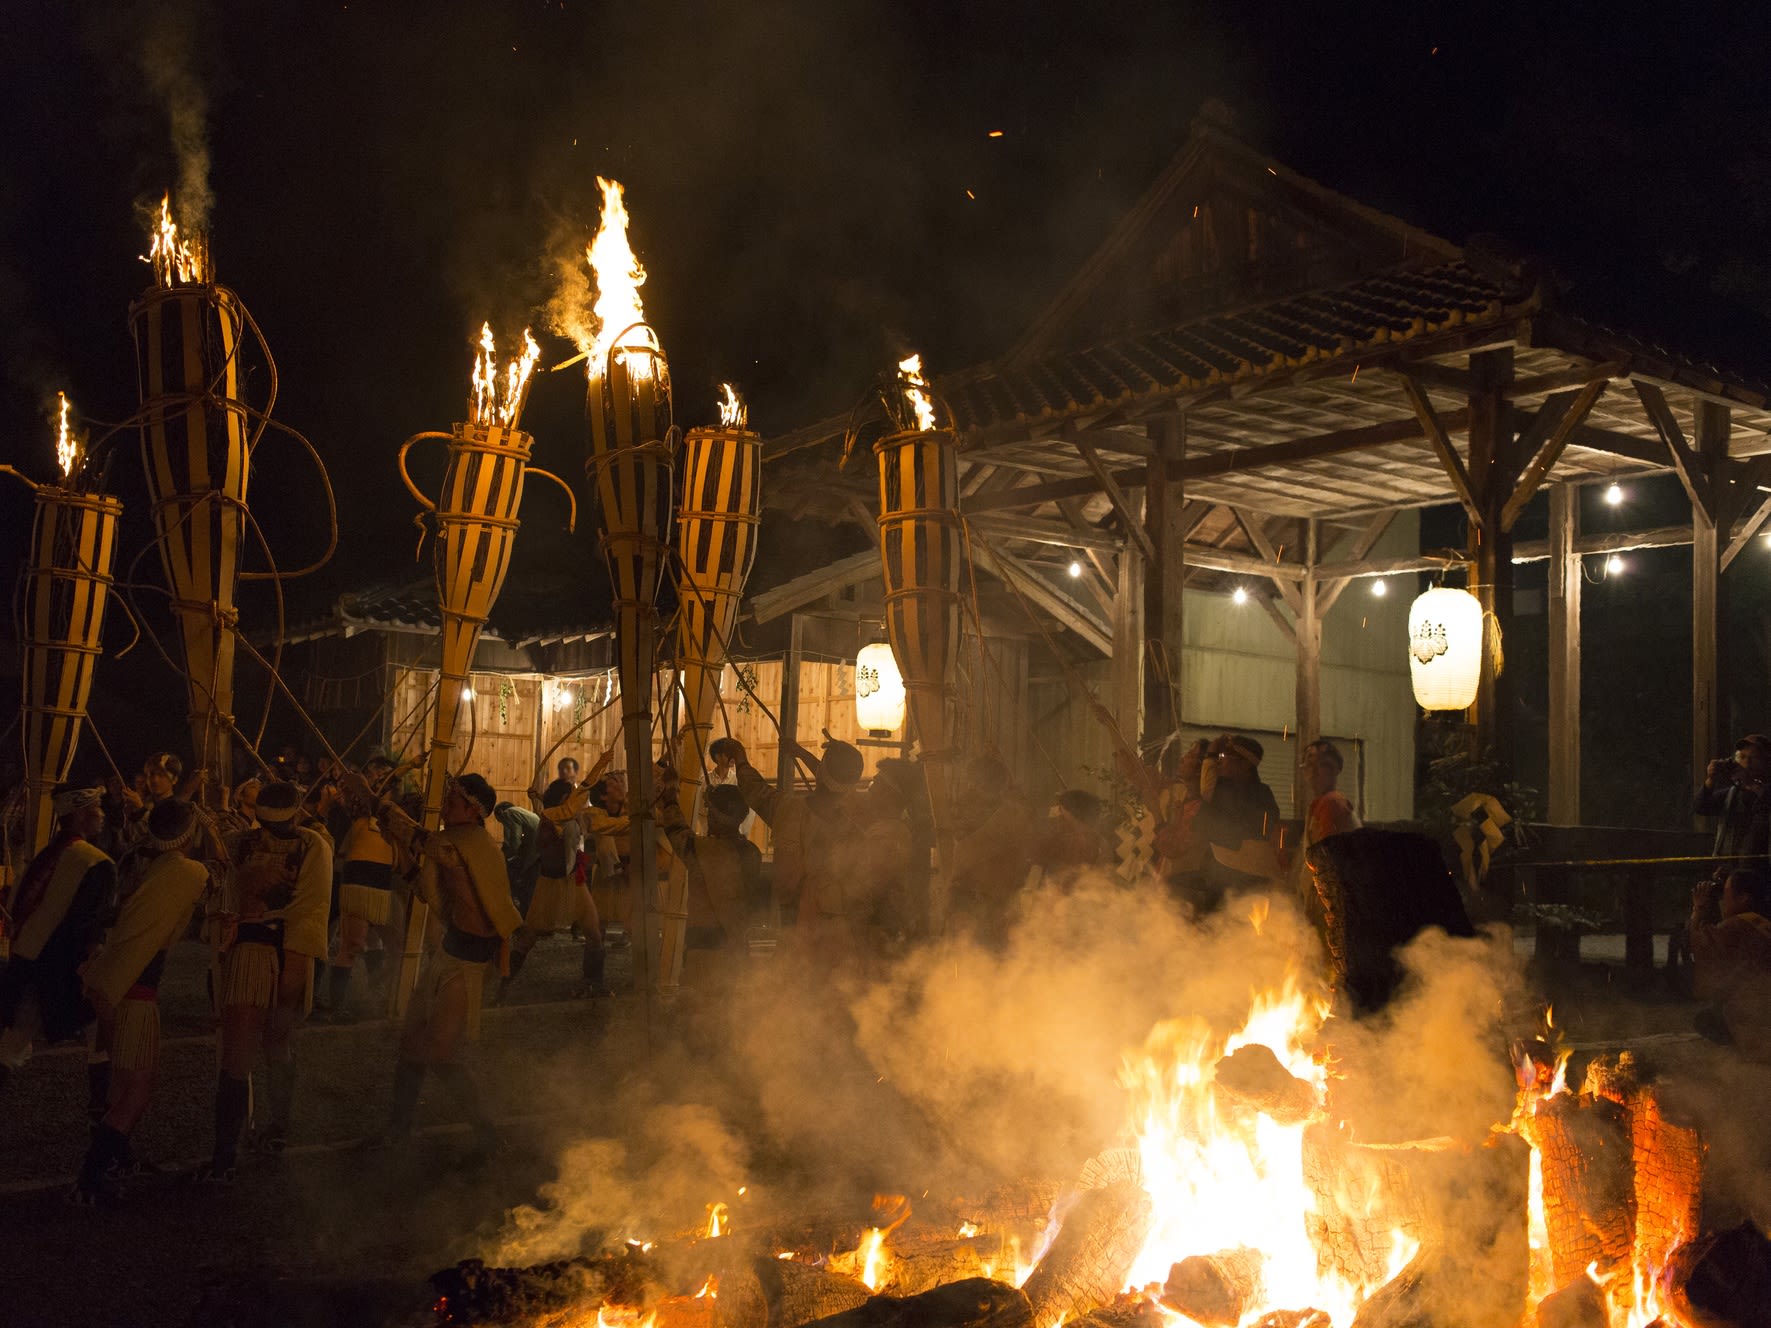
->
[[717, 382, 747, 429], [144, 193, 206, 287], [469, 323, 544, 428], [55, 392, 78, 479], [587, 177, 648, 367], [897, 354, 937, 432]]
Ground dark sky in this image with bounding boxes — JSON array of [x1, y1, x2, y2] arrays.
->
[[4, 1, 1770, 754]]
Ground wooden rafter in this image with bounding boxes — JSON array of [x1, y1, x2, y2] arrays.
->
[[1721, 457, 1771, 571], [1634, 380, 1716, 527], [1398, 374, 1482, 528], [1231, 507, 1303, 614], [748, 550, 879, 623], [1316, 511, 1396, 616], [1072, 436, 1157, 564], [968, 539, 1112, 654], [1054, 497, 1120, 605], [1499, 379, 1609, 531], [968, 513, 1120, 552], [847, 494, 882, 547], [1259, 593, 1297, 646]]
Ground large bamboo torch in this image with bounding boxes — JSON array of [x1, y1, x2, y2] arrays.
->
[[872, 355, 961, 930], [2, 396, 121, 855], [582, 178, 676, 985], [393, 325, 575, 1009], [660, 384, 762, 990], [130, 196, 247, 791]]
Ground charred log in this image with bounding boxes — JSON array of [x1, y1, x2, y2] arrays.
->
[[1518, 1092, 1635, 1286], [1065, 1294, 1165, 1328], [1020, 1183, 1154, 1328], [1300, 1124, 1428, 1293], [1249, 1314, 1331, 1328], [800, 1279, 1032, 1328], [1213, 1045, 1319, 1125], [1304, 829, 1474, 1015], [883, 1239, 995, 1296], [1663, 1222, 1771, 1328], [1159, 1249, 1264, 1327], [1534, 1277, 1607, 1328], [754, 1260, 873, 1328], [431, 1254, 666, 1327]]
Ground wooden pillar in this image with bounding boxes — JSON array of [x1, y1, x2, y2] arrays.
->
[[1546, 484, 1582, 824], [1143, 414, 1186, 744], [1465, 348, 1517, 765], [1113, 542, 1145, 741], [1293, 519, 1322, 815], [1693, 401, 1730, 793]]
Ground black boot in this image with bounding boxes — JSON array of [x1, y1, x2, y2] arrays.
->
[[198, 1075, 249, 1181], [70, 1122, 127, 1205], [86, 1059, 111, 1123], [432, 1062, 498, 1163]]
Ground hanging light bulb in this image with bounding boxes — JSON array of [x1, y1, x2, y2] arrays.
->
[[1067, 560, 1083, 579], [1232, 586, 1249, 606], [1370, 579, 1388, 597], [1606, 555, 1625, 575], [1604, 483, 1623, 506]]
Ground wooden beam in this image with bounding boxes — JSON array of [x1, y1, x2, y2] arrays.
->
[[1259, 593, 1296, 646], [963, 409, 1474, 513], [1231, 507, 1303, 614], [1499, 380, 1608, 531], [1293, 520, 1322, 816], [1464, 347, 1517, 764], [1316, 512, 1396, 616], [1565, 424, 1664, 466], [1112, 540, 1144, 737], [847, 494, 882, 546], [1073, 435, 1157, 563], [968, 513, 1120, 552], [969, 540, 1112, 655], [1182, 544, 1306, 580], [1506, 360, 1626, 400], [1388, 360, 1474, 395], [1546, 484, 1581, 824], [1399, 374, 1483, 528], [748, 550, 879, 623], [1053, 497, 1119, 608], [1144, 414, 1187, 739], [1722, 488, 1771, 572], [1693, 401, 1729, 796], [1635, 380, 1716, 528]]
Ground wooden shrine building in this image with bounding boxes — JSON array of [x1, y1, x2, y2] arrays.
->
[[760, 109, 1771, 823]]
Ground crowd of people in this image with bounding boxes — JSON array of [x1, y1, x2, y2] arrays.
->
[[0, 723, 1366, 1205]]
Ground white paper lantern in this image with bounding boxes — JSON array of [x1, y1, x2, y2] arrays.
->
[[1408, 586, 1484, 711], [855, 642, 907, 733]]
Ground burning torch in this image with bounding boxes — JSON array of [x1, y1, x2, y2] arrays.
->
[[660, 383, 762, 991], [1, 395, 122, 855], [393, 323, 576, 1009], [868, 354, 962, 928], [582, 177, 676, 985], [130, 195, 249, 793]]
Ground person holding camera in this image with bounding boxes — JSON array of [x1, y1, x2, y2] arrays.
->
[[1695, 734, 1771, 872]]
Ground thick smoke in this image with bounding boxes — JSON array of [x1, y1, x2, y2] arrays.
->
[[136, 1, 212, 232], [543, 217, 596, 357]]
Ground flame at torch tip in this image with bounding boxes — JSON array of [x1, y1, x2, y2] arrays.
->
[[55, 392, 77, 478], [144, 193, 206, 287], [898, 354, 937, 432], [586, 176, 648, 370], [469, 324, 544, 429], [718, 382, 747, 429]]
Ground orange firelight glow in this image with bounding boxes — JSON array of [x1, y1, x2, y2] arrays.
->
[[55, 392, 78, 478], [469, 323, 542, 428], [897, 354, 936, 432], [717, 382, 747, 430], [586, 177, 650, 374], [144, 193, 206, 287]]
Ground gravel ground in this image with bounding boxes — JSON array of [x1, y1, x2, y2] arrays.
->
[[0, 929, 1736, 1328]]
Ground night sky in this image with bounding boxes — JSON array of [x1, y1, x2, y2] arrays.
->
[[5, 1, 1771, 810]]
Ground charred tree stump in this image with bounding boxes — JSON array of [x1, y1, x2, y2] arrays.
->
[[1305, 829, 1475, 1015], [1020, 1184, 1154, 1328], [1626, 1085, 1704, 1278], [1300, 1124, 1427, 1293], [801, 1279, 1031, 1328], [1159, 1249, 1264, 1327], [1664, 1222, 1771, 1328], [755, 1261, 873, 1328], [1518, 1092, 1635, 1286]]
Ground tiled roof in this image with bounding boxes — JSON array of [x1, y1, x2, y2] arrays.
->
[[942, 262, 1520, 437]]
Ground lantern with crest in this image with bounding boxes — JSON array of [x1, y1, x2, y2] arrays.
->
[[393, 324, 575, 1007], [1408, 584, 1484, 712], [2, 395, 121, 854], [659, 383, 762, 991], [582, 177, 677, 978]]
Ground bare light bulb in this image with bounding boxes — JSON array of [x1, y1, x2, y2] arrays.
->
[[1370, 579, 1388, 597], [461, 685, 475, 701], [1604, 483, 1623, 506], [1606, 555, 1624, 575], [1067, 560, 1083, 579], [1232, 586, 1249, 606]]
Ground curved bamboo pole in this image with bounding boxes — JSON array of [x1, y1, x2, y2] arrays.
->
[[659, 424, 762, 990]]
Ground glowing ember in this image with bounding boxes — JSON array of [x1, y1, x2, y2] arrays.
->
[[897, 354, 937, 432], [586, 177, 648, 367], [468, 323, 542, 428], [717, 382, 747, 429], [704, 1201, 729, 1239], [144, 193, 206, 287], [54, 391, 78, 478], [591, 1305, 657, 1328]]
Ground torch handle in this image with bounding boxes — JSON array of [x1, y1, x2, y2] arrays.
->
[[522, 466, 579, 533], [395, 432, 457, 514]]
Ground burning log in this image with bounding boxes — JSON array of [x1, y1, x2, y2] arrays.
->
[[1304, 828, 1475, 1014], [1065, 1295, 1165, 1328], [801, 1279, 1030, 1328], [1250, 1314, 1331, 1328], [2, 398, 121, 854], [661, 386, 762, 991], [1019, 1182, 1153, 1328], [1663, 1222, 1771, 1328], [1533, 1277, 1607, 1328], [1212, 1044, 1319, 1125], [430, 1253, 667, 1327], [1299, 1124, 1429, 1294], [754, 1260, 872, 1328], [1518, 1090, 1635, 1286], [1159, 1248, 1264, 1327], [880, 1240, 994, 1297]]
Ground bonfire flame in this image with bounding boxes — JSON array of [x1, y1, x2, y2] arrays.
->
[[144, 193, 206, 287], [717, 382, 747, 430], [704, 1202, 729, 1239], [586, 176, 653, 378], [469, 322, 543, 428], [54, 391, 78, 479], [897, 354, 937, 432]]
